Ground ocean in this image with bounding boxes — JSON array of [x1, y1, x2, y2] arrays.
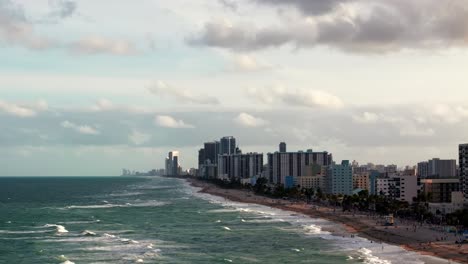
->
[[0, 176, 451, 264]]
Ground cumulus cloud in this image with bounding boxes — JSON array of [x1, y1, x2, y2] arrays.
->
[[69, 36, 138, 56], [190, 0, 468, 53], [430, 104, 468, 124], [91, 99, 114, 111], [154, 115, 194, 128], [61, 120, 100, 135], [234, 112, 268, 127], [0, 100, 37, 117], [248, 86, 344, 109], [231, 54, 272, 72], [148, 80, 220, 105], [128, 130, 151, 145]]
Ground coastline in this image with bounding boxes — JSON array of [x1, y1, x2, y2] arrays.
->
[[186, 178, 468, 264]]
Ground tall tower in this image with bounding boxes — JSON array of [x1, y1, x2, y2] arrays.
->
[[220, 136, 236, 155], [460, 144, 468, 203], [165, 151, 180, 176], [279, 142, 286, 152]]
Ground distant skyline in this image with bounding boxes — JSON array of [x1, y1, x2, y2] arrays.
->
[[1, 0, 468, 176]]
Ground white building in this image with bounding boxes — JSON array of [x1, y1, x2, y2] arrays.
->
[[376, 175, 420, 203], [267, 150, 332, 185], [218, 152, 263, 181]]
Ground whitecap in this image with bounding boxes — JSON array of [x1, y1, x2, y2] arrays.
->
[[357, 248, 391, 264], [224, 259, 233, 262], [136, 259, 144, 263], [64, 200, 167, 209], [81, 230, 97, 236], [44, 224, 68, 233], [222, 226, 231, 231]]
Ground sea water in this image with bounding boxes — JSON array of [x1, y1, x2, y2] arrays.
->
[[0, 176, 453, 263]]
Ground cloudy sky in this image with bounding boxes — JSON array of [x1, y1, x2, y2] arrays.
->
[[1, 0, 468, 176]]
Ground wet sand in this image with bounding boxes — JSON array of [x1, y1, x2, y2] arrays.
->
[[187, 178, 468, 264]]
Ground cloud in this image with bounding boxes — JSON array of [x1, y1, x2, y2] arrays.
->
[[399, 126, 435, 137], [353, 112, 380, 124], [148, 80, 220, 105], [254, 0, 347, 15], [248, 86, 344, 109], [231, 54, 272, 72], [69, 36, 138, 56], [48, 0, 77, 19], [128, 130, 151, 145], [430, 104, 468, 124], [0, 100, 37, 117], [190, 0, 468, 53], [219, 0, 238, 11], [234, 112, 268, 127], [91, 98, 114, 111], [154, 115, 194, 128], [0, 0, 55, 50], [61, 120, 100, 135]]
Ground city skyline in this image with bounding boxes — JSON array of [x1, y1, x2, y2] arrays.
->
[[1, 0, 468, 175]]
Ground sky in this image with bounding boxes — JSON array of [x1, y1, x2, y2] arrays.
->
[[1, 0, 468, 176]]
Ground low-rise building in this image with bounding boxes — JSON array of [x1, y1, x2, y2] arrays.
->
[[296, 175, 324, 190], [353, 173, 370, 191], [420, 178, 460, 203]]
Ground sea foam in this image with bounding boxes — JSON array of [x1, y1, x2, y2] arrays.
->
[[44, 224, 68, 233]]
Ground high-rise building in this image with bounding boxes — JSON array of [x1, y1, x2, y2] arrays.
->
[[198, 148, 205, 167], [279, 142, 286, 152], [220, 136, 236, 155], [460, 144, 468, 203], [165, 151, 180, 176], [326, 160, 353, 195], [267, 149, 333, 185], [204, 141, 220, 164], [217, 152, 263, 180], [417, 161, 429, 178], [428, 158, 457, 178]]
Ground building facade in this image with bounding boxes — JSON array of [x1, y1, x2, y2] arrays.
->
[[376, 175, 419, 203], [460, 144, 468, 203], [296, 175, 324, 190], [267, 150, 333, 185], [353, 173, 370, 191], [417, 161, 429, 178], [218, 152, 263, 180], [428, 158, 457, 178], [421, 178, 460, 203], [220, 136, 236, 155], [279, 142, 287, 152], [165, 151, 180, 176], [326, 160, 353, 195]]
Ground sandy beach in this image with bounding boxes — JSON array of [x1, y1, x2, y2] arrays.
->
[[187, 178, 468, 264]]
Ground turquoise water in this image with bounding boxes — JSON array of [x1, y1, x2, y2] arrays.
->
[[0, 176, 447, 263]]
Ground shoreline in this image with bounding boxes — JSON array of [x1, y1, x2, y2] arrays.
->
[[186, 178, 468, 264]]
